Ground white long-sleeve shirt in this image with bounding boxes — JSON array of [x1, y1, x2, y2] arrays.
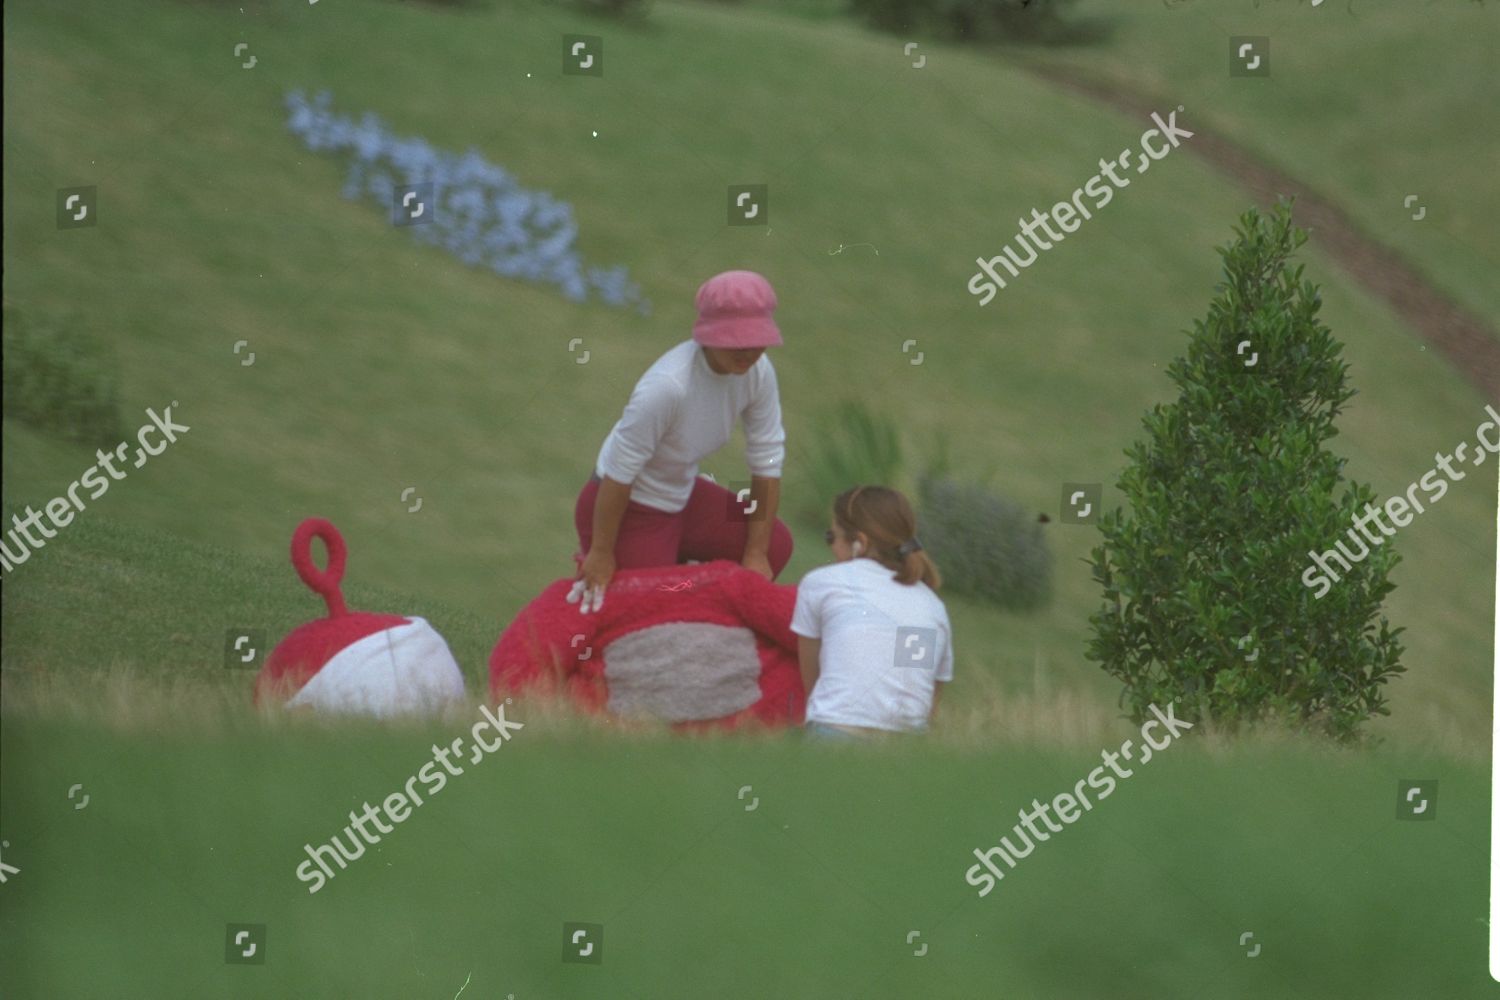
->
[[594, 340, 785, 513]]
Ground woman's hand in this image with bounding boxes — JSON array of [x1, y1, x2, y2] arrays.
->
[[741, 550, 773, 580], [568, 548, 615, 614]]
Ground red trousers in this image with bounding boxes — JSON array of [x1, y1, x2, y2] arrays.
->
[[573, 474, 795, 580]]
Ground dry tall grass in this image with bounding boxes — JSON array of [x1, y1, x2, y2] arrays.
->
[[3, 662, 1483, 761]]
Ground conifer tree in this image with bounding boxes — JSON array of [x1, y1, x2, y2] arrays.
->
[[1086, 201, 1405, 742]]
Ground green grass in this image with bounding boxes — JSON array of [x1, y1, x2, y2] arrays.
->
[[2, 701, 1490, 998], [3, 0, 1492, 752], [0, 479, 1490, 996], [0, 512, 501, 692], [741, 0, 1500, 328], [1017, 0, 1500, 327], [1, 1, 1496, 993]]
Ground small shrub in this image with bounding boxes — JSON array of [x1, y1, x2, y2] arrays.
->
[[570, 0, 650, 15], [1, 303, 123, 447], [797, 400, 903, 528], [917, 474, 1052, 610], [850, 0, 1103, 46]]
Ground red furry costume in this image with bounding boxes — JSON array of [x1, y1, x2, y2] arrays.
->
[[488, 560, 805, 729]]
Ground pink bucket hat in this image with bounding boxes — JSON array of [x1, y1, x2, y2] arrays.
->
[[691, 270, 783, 349]]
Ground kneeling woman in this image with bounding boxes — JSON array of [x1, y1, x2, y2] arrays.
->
[[791, 486, 952, 737]]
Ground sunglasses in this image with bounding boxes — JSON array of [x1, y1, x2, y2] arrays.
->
[[824, 529, 836, 546]]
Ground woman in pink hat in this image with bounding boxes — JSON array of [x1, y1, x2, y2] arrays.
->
[[567, 270, 795, 613]]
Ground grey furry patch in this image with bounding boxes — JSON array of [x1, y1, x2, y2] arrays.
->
[[604, 622, 762, 722]]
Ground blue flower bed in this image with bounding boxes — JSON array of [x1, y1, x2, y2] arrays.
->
[[284, 89, 648, 313]]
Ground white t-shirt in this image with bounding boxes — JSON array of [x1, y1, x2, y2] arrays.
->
[[791, 558, 954, 733], [594, 340, 785, 513]]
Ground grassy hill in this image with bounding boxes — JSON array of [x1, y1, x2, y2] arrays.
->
[[745, 0, 1500, 329], [2, 1, 1496, 993], [4, 0, 1493, 752]]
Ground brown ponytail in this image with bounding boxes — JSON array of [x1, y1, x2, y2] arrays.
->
[[832, 485, 942, 590]]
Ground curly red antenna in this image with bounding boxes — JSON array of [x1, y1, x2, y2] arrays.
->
[[290, 518, 349, 618]]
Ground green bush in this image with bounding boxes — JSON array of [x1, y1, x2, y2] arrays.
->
[[394, 0, 495, 8], [849, 0, 1104, 46], [569, 0, 650, 17], [1085, 202, 1405, 743], [916, 474, 1052, 610], [2, 302, 123, 448], [796, 400, 904, 528]]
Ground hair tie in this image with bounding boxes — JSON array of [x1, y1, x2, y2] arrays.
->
[[897, 537, 923, 557]]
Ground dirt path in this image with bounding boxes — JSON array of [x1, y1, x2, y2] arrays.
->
[[1026, 64, 1500, 402]]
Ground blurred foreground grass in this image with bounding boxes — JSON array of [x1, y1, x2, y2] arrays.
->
[[0, 700, 1489, 999]]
